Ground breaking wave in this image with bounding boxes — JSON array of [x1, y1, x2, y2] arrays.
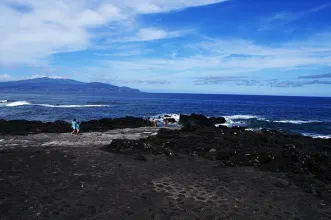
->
[[224, 115, 263, 120], [150, 114, 180, 123], [223, 115, 264, 127], [302, 133, 331, 139], [5, 101, 31, 107], [37, 104, 111, 108], [223, 115, 324, 127], [274, 120, 322, 124], [222, 114, 330, 139], [1, 100, 112, 108]]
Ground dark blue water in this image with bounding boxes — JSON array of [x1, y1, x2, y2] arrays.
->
[[0, 93, 330, 138]]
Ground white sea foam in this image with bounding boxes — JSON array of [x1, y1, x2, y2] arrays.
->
[[312, 135, 331, 139], [2, 100, 111, 108], [222, 115, 261, 127], [223, 119, 245, 128], [150, 114, 180, 126], [274, 120, 321, 124], [5, 101, 31, 107], [245, 128, 263, 132], [37, 104, 111, 108], [0, 100, 7, 103], [223, 120, 247, 127], [222, 114, 324, 127], [163, 114, 180, 122], [223, 115, 261, 120], [302, 133, 331, 139]]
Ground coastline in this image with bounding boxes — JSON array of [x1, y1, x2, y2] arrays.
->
[[0, 116, 330, 219]]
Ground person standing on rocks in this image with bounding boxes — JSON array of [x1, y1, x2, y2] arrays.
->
[[152, 118, 157, 127], [71, 118, 77, 134], [75, 121, 80, 135], [165, 119, 168, 127]]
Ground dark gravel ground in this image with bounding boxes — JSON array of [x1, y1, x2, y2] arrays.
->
[[1, 145, 330, 220]]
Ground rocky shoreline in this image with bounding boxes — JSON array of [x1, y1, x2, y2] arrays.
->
[[0, 116, 152, 135], [0, 114, 227, 135], [1, 115, 330, 219], [105, 126, 331, 198]]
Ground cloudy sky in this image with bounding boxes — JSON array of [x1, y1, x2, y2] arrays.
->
[[0, 0, 331, 96]]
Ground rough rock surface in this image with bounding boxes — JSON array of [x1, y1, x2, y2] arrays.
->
[[0, 117, 152, 135], [0, 127, 169, 148], [1, 144, 330, 219], [0, 124, 331, 219], [165, 118, 177, 123], [179, 114, 226, 127], [104, 126, 331, 200]]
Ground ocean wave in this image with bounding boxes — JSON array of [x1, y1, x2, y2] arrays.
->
[[302, 133, 331, 139], [37, 104, 111, 108], [274, 120, 322, 124], [223, 115, 262, 120], [222, 115, 262, 127], [5, 101, 31, 107], [151, 113, 180, 123], [245, 128, 263, 132], [222, 114, 326, 127], [2, 101, 112, 108], [0, 100, 7, 103]]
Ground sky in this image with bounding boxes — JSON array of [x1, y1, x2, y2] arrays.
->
[[0, 0, 331, 96]]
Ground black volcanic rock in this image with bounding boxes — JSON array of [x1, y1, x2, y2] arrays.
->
[[164, 118, 177, 123], [0, 117, 152, 135], [81, 117, 152, 132], [104, 126, 331, 198], [210, 116, 226, 124], [0, 77, 141, 93], [103, 140, 146, 155], [134, 154, 147, 161], [179, 114, 226, 127]]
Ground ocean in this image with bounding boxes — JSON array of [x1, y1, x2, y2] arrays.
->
[[0, 93, 330, 139]]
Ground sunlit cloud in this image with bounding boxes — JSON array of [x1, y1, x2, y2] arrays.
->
[[0, 0, 226, 65]]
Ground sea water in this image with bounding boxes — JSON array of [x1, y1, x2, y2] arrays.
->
[[0, 93, 330, 139]]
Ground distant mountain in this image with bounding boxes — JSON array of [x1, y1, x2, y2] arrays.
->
[[0, 77, 141, 93]]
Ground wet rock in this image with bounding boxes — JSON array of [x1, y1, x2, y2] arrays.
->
[[165, 118, 177, 123], [210, 117, 226, 124], [179, 114, 226, 127]]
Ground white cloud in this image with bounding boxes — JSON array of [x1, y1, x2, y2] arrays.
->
[[130, 0, 227, 13], [0, 73, 67, 81], [28, 75, 67, 79], [128, 28, 184, 42], [78, 4, 126, 27], [95, 34, 331, 83], [0, 73, 13, 82], [0, 0, 226, 65], [96, 49, 152, 57], [260, 3, 331, 30]]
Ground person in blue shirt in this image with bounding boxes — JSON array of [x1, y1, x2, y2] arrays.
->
[[71, 118, 76, 134], [75, 121, 80, 135]]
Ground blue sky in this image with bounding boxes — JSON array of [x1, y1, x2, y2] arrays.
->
[[0, 0, 331, 96]]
